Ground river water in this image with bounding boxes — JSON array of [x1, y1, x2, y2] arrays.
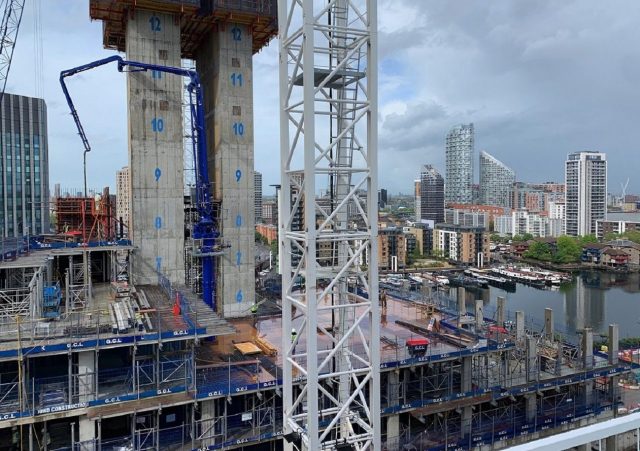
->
[[447, 271, 640, 338]]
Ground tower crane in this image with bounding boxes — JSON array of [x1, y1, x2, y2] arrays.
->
[[0, 0, 25, 105], [621, 177, 629, 200], [59, 56, 221, 309]]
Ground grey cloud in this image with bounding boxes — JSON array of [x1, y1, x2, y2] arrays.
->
[[375, 0, 640, 193], [6, 1, 640, 197]]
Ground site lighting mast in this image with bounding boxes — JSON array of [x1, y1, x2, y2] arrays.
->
[[278, 0, 380, 449]]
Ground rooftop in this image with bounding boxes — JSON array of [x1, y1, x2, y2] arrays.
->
[[89, 0, 277, 57]]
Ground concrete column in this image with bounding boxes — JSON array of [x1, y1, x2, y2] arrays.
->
[[525, 393, 536, 423], [526, 336, 537, 382], [457, 286, 466, 317], [462, 356, 472, 392], [77, 351, 95, 403], [125, 11, 184, 285], [585, 379, 593, 407], [496, 296, 505, 327], [461, 406, 472, 439], [606, 434, 617, 451], [386, 370, 400, 444], [386, 416, 400, 448], [475, 300, 483, 330], [609, 324, 619, 365], [78, 416, 95, 442], [196, 23, 255, 317], [583, 327, 593, 370], [516, 310, 525, 341], [544, 308, 554, 341]]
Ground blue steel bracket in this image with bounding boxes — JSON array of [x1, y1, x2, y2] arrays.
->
[[60, 56, 220, 310]]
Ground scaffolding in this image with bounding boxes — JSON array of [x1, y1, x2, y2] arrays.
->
[[54, 187, 115, 243], [0, 277, 634, 451]]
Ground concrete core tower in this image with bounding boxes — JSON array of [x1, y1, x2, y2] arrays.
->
[[90, 0, 276, 317]]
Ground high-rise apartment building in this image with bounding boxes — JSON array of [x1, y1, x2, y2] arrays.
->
[[414, 179, 421, 221], [378, 188, 387, 209], [116, 166, 130, 235], [479, 151, 515, 208], [445, 123, 474, 205], [418, 165, 444, 223], [254, 170, 262, 223], [565, 151, 607, 236], [0, 93, 49, 237]]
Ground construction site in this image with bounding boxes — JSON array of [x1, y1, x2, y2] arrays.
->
[[0, 0, 636, 450]]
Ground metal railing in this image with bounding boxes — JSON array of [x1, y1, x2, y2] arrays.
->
[[0, 356, 192, 417]]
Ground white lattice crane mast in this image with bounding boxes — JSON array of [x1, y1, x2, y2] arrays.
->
[[0, 0, 25, 105], [278, 0, 380, 449]]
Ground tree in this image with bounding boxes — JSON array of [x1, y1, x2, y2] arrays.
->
[[270, 239, 279, 256], [625, 230, 640, 244], [490, 233, 502, 243], [409, 247, 422, 265], [554, 235, 582, 263], [604, 232, 622, 241], [521, 233, 534, 241], [524, 241, 552, 261], [430, 248, 445, 259], [512, 235, 524, 242], [579, 234, 598, 245]]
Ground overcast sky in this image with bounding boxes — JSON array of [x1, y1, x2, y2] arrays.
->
[[8, 1, 640, 196]]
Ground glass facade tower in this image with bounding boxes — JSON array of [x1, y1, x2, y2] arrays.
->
[[419, 164, 444, 223], [445, 123, 474, 204], [0, 93, 49, 237], [479, 150, 515, 208]]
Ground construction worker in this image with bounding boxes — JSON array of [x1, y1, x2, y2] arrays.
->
[[291, 328, 298, 353], [135, 311, 143, 331], [41, 427, 51, 451], [380, 290, 387, 310], [251, 302, 258, 327]]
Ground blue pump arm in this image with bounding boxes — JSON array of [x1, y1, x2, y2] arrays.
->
[[60, 55, 219, 309]]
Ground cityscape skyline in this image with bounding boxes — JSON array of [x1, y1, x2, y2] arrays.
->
[[0, 2, 637, 449], [3, 2, 640, 197]]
